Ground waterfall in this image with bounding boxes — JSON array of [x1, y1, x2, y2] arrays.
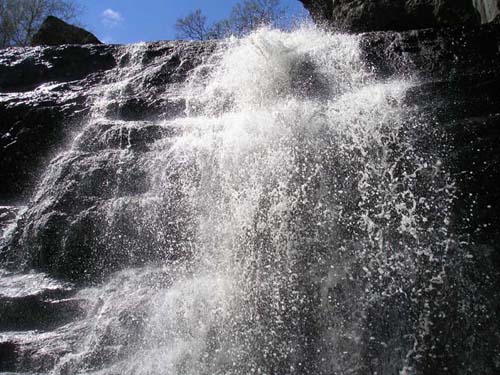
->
[[2, 27, 497, 375]]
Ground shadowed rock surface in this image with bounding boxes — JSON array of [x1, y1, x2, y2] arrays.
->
[[0, 44, 116, 202], [0, 270, 82, 331], [300, 0, 482, 32], [32, 16, 102, 46]]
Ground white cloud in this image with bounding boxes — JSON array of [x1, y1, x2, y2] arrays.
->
[[101, 9, 124, 28]]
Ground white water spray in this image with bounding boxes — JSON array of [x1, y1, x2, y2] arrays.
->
[[41, 27, 481, 375]]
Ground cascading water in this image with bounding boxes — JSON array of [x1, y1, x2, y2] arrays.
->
[[2, 27, 498, 375]]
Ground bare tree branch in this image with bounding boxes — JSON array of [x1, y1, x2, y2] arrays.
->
[[175, 0, 286, 41], [175, 9, 210, 41], [0, 0, 82, 48]]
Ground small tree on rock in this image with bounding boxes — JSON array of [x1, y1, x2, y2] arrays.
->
[[175, 9, 211, 41]]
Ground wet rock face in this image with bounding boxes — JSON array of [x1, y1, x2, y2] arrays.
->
[[361, 24, 500, 243], [0, 41, 210, 203], [0, 341, 17, 372], [364, 29, 500, 368], [0, 270, 85, 373], [0, 40, 216, 282], [0, 45, 115, 91], [0, 271, 81, 331], [300, 0, 481, 32], [1, 23, 500, 289], [0, 44, 116, 202], [32, 16, 102, 46]]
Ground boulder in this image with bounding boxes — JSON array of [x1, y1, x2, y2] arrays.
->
[[32, 16, 101, 46], [299, 0, 481, 32]]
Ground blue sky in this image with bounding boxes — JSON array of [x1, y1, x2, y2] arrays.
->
[[76, 0, 309, 44]]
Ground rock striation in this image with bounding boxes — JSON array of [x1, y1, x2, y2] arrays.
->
[[0, 21, 498, 298], [0, 44, 116, 201], [300, 0, 482, 32], [0, 40, 216, 281]]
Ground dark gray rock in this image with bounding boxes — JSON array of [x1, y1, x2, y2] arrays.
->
[[361, 28, 500, 370], [0, 271, 84, 366], [360, 24, 500, 241], [9, 148, 194, 283], [0, 40, 210, 203], [74, 121, 180, 152], [0, 44, 116, 92], [0, 206, 26, 251], [32, 16, 101, 46], [0, 341, 17, 372], [0, 288, 82, 332], [360, 24, 500, 78], [104, 96, 185, 121], [0, 270, 84, 373], [0, 40, 215, 282], [300, 0, 481, 32], [0, 44, 116, 202], [0, 321, 86, 373]]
